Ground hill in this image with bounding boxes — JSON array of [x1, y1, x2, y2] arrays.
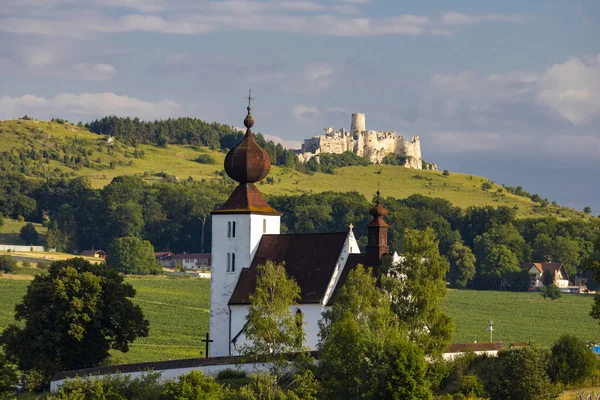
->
[[0, 118, 587, 219]]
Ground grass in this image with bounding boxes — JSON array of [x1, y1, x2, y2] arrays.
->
[[0, 219, 47, 245], [442, 289, 599, 346], [0, 119, 588, 219]]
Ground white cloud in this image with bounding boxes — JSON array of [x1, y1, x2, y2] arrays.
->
[[74, 63, 116, 81], [292, 104, 319, 122], [536, 56, 600, 125], [0, 92, 182, 120], [440, 12, 531, 26], [262, 133, 302, 150]]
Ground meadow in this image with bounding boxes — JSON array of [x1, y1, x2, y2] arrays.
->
[[0, 119, 587, 219], [1, 275, 597, 366]]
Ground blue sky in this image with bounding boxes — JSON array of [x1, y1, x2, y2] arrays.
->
[[1, 0, 599, 212]]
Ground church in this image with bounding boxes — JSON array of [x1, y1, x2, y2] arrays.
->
[[209, 104, 391, 357]]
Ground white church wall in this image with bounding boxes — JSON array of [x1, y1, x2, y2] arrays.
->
[[210, 213, 281, 357]]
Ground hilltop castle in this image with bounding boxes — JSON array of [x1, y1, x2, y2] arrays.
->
[[298, 113, 435, 170]]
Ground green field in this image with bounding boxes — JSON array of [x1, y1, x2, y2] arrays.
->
[[0, 219, 47, 245], [1, 276, 598, 366], [442, 289, 599, 346], [0, 119, 587, 219]]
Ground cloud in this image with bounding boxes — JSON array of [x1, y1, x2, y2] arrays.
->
[[262, 133, 302, 150], [0, 92, 182, 120], [536, 55, 600, 125], [440, 12, 531, 26], [74, 63, 116, 81], [293, 104, 320, 122]]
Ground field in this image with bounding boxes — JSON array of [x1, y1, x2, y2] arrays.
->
[[0, 119, 587, 219], [1, 275, 598, 366], [442, 289, 599, 346], [0, 219, 47, 245]]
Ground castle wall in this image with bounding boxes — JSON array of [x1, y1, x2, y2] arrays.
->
[[298, 113, 426, 170]]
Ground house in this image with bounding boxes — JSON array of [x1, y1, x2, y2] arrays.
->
[[157, 253, 211, 270], [209, 105, 391, 357], [80, 249, 107, 259], [521, 262, 569, 288]]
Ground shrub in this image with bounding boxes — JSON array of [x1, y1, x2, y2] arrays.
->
[[481, 181, 493, 191], [548, 335, 597, 385], [195, 154, 216, 165], [542, 284, 562, 300], [24, 369, 47, 393], [19, 222, 40, 245], [442, 169, 450, 177], [217, 369, 247, 380], [161, 370, 227, 399], [458, 375, 485, 397], [50, 373, 163, 400], [0, 255, 17, 274], [0, 351, 18, 399]]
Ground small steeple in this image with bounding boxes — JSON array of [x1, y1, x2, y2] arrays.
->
[[366, 189, 389, 267]]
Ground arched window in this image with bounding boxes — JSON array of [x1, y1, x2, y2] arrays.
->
[[232, 221, 236, 238], [227, 222, 231, 238], [231, 253, 235, 272], [263, 219, 267, 233], [226, 252, 231, 272]]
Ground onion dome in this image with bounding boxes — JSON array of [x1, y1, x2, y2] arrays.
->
[[369, 190, 389, 227], [224, 106, 270, 184]]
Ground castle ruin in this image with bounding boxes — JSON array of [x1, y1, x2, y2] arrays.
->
[[297, 113, 435, 170]]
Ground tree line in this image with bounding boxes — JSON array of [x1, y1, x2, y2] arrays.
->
[[1, 170, 599, 288]]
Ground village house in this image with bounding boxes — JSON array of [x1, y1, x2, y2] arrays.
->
[[79, 249, 107, 259], [521, 262, 569, 288], [156, 252, 211, 271]]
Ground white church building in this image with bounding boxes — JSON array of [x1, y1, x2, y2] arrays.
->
[[209, 104, 391, 357]]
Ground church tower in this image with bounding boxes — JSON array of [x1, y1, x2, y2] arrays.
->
[[209, 101, 281, 357], [365, 190, 389, 267]]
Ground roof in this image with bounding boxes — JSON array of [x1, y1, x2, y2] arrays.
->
[[229, 232, 349, 305], [212, 183, 280, 215], [521, 262, 568, 279], [80, 250, 106, 256], [223, 128, 271, 184], [154, 252, 174, 258], [170, 253, 211, 260], [446, 342, 504, 353]]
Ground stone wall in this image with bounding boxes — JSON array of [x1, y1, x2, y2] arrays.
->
[[298, 114, 429, 169]]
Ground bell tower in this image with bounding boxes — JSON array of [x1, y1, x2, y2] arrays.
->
[[209, 95, 281, 357], [365, 190, 389, 268]]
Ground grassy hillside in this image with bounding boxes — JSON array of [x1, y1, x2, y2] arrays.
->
[[1, 276, 597, 365], [0, 119, 586, 219], [0, 219, 46, 245]]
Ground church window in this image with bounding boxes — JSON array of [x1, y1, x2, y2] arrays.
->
[[231, 253, 235, 272], [232, 222, 236, 238], [227, 253, 231, 272], [263, 219, 266, 233], [227, 222, 231, 238]]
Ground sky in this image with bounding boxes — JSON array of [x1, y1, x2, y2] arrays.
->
[[0, 0, 599, 213]]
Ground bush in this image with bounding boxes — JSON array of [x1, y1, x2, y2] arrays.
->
[[0, 351, 18, 399], [0, 255, 17, 274], [217, 369, 247, 380], [458, 375, 485, 397], [542, 284, 562, 300], [481, 182, 493, 191], [161, 370, 227, 399], [24, 369, 47, 393], [49, 373, 164, 400], [195, 154, 216, 165], [19, 222, 39, 245], [442, 169, 450, 177], [22, 261, 32, 269]]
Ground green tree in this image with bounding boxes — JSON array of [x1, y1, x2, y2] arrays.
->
[[319, 265, 430, 400], [106, 236, 162, 275], [584, 206, 592, 215], [240, 261, 317, 397], [0, 255, 17, 274], [19, 222, 39, 245], [447, 241, 476, 288], [0, 351, 18, 399], [475, 243, 520, 289], [484, 347, 559, 400], [381, 228, 454, 357], [0, 258, 149, 384], [548, 335, 596, 385]]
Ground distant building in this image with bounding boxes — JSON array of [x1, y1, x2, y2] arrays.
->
[[80, 249, 107, 259], [157, 253, 211, 270], [521, 262, 569, 288]]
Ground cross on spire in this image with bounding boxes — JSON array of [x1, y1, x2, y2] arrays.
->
[[246, 89, 255, 109]]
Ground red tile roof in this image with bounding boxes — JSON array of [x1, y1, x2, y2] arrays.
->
[[229, 232, 349, 305], [80, 250, 106, 256], [521, 262, 568, 279], [212, 183, 280, 215]]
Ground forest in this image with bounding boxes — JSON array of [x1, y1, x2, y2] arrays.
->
[[1, 170, 599, 290]]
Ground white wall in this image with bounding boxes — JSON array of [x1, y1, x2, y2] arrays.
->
[[210, 213, 280, 357]]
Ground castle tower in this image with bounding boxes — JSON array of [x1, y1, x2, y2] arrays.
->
[[350, 113, 366, 133], [365, 190, 389, 267], [209, 101, 281, 357]]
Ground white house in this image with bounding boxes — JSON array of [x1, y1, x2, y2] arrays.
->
[[209, 105, 390, 357], [156, 252, 211, 270], [521, 262, 569, 288]]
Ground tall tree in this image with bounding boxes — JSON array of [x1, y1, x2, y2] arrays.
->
[[319, 265, 430, 400], [381, 228, 454, 357], [447, 241, 476, 288], [106, 236, 162, 275], [0, 258, 149, 383]]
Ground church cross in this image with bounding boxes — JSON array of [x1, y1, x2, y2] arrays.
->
[[246, 89, 255, 108], [349, 223, 354, 231], [201, 332, 213, 358]]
